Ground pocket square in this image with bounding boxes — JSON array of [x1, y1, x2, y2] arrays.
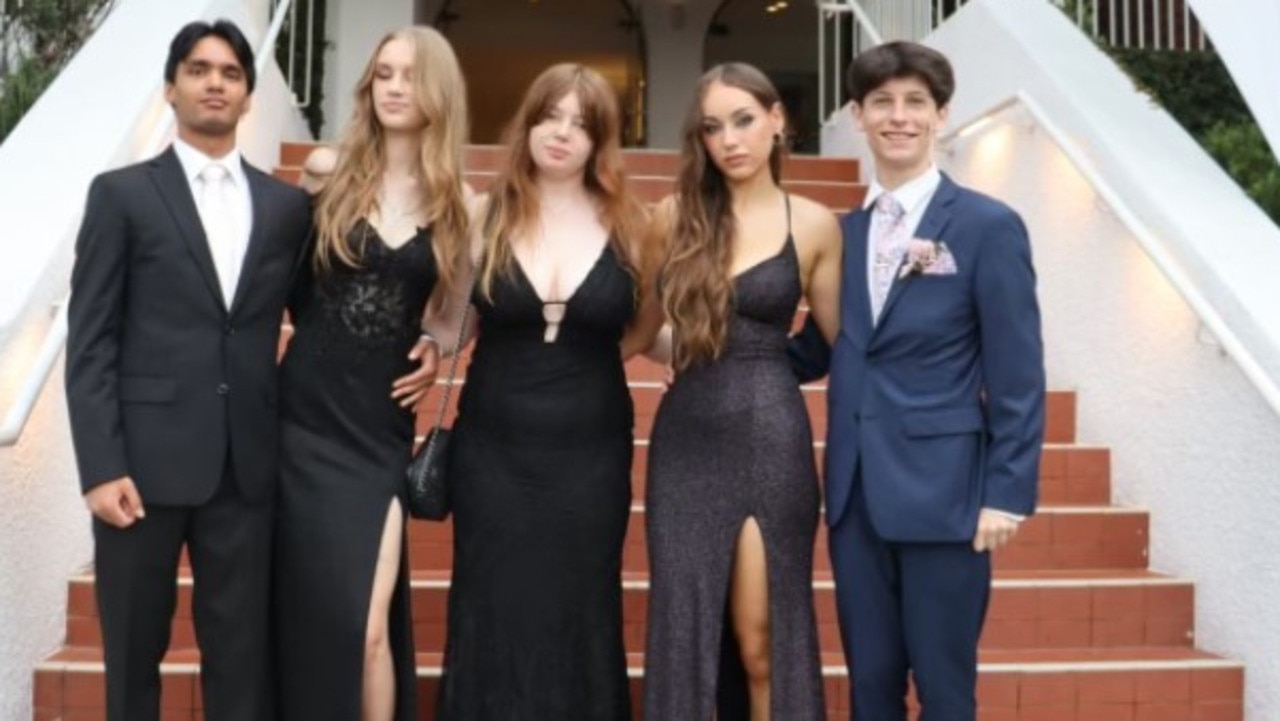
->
[[899, 239, 958, 278]]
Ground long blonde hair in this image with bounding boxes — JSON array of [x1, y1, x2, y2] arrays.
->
[[478, 63, 646, 299], [313, 26, 469, 290], [663, 63, 785, 371]]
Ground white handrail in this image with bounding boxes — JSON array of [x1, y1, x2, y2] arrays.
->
[[817, 0, 885, 45], [0, 0, 297, 448], [940, 90, 1280, 420]]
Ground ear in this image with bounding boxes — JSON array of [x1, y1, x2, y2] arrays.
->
[[164, 83, 176, 106], [936, 103, 950, 132], [240, 93, 253, 119], [768, 101, 786, 136], [851, 102, 865, 133]]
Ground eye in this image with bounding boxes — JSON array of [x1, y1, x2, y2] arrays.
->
[[700, 123, 721, 137], [733, 115, 755, 129]]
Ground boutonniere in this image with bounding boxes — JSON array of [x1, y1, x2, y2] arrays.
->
[[898, 238, 958, 279]]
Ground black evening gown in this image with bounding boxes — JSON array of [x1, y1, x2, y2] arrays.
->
[[275, 221, 436, 721], [437, 245, 635, 721], [644, 200, 827, 719]]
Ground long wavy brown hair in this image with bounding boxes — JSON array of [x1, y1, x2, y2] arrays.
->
[[478, 63, 646, 299], [312, 26, 469, 290], [663, 63, 786, 371]]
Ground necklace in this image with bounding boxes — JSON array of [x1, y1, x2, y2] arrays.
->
[[377, 189, 421, 222]]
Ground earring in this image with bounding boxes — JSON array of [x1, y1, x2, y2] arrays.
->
[[773, 133, 783, 147]]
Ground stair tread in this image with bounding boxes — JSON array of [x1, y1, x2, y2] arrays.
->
[[72, 567, 1185, 586], [40, 645, 1239, 671]]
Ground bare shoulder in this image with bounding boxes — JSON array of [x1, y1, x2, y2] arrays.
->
[[651, 195, 678, 234], [788, 193, 841, 249], [300, 146, 338, 196], [303, 146, 338, 176]]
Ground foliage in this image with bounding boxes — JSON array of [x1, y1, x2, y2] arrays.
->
[[1108, 47, 1280, 224], [0, 0, 114, 143], [1202, 121, 1280, 224], [274, 0, 327, 138]]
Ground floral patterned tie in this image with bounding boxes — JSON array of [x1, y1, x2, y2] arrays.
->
[[870, 193, 907, 323]]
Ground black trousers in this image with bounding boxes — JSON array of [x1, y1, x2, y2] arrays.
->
[[93, 467, 274, 721]]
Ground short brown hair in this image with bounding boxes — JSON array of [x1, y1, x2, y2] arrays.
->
[[847, 41, 955, 108]]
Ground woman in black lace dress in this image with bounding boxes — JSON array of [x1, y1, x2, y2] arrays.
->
[[434, 64, 660, 721], [274, 27, 471, 721], [643, 64, 843, 720]]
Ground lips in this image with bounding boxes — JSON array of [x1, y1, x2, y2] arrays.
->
[[545, 146, 570, 161], [724, 154, 750, 166], [200, 99, 228, 110]]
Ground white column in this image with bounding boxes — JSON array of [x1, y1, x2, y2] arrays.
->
[[638, 0, 718, 149], [322, 0, 415, 140]]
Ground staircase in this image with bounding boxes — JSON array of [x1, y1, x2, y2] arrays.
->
[[30, 144, 1245, 721]]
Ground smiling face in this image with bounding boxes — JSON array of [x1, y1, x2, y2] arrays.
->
[[370, 38, 427, 131], [528, 91, 594, 180], [698, 80, 784, 183], [854, 74, 948, 186], [164, 36, 251, 141]]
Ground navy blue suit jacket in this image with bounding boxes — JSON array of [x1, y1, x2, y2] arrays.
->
[[794, 174, 1045, 541]]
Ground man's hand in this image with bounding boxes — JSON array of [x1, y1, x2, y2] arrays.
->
[[84, 476, 146, 529], [392, 336, 440, 408], [972, 508, 1020, 553]]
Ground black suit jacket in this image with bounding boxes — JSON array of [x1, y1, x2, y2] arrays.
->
[[66, 146, 311, 506]]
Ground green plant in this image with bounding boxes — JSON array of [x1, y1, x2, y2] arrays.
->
[[1203, 121, 1280, 225], [273, 0, 327, 138], [1105, 47, 1279, 225], [0, 0, 114, 143]]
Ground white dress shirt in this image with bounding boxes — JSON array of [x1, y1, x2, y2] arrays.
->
[[171, 137, 254, 304], [863, 164, 942, 299]]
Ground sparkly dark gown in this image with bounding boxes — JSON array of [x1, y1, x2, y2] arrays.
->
[[644, 200, 826, 719], [275, 221, 435, 721], [437, 245, 635, 721]]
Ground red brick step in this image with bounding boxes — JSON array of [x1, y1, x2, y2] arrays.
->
[[33, 645, 1244, 721]]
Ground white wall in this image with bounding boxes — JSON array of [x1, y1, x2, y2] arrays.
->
[[946, 114, 1280, 721], [1188, 0, 1280, 161], [818, 0, 1280, 716], [323, 0, 415, 141], [0, 0, 308, 717]]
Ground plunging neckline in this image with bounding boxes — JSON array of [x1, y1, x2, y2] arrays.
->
[[512, 244, 611, 307], [362, 218, 427, 253]]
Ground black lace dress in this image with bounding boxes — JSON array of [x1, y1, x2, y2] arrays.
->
[[436, 246, 635, 720], [274, 221, 436, 721]]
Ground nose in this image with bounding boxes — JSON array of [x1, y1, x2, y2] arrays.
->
[[888, 99, 909, 122], [552, 117, 573, 138]]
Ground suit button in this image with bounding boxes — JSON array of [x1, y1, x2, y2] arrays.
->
[[216, 383, 230, 396], [224, 324, 235, 336]]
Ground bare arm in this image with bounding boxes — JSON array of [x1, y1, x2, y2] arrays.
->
[[626, 196, 676, 364], [797, 197, 842, 345]]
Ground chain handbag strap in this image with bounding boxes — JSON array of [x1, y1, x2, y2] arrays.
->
[[426, 291, 473, 435]]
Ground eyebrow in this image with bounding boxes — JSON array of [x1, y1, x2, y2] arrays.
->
[[702, 106, 756, 122]]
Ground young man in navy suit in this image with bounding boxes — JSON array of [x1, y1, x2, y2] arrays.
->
[[790, 42, 1045, 720]]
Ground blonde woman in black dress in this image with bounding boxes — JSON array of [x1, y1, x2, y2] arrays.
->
[[274, 26, 471, 721]]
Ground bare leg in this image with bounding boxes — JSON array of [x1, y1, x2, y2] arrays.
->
[[729, 517, 771, 721], [361, 499, 404, 721]]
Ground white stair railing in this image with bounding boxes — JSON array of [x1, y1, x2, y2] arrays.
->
[[817, 0, 1210, 130], [0, 0, 299, 447]]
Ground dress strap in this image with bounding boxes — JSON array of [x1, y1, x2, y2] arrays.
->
[[783, 191, 794, 246]]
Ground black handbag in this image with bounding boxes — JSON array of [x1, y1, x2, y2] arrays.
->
[[405, 298, 472, 521]]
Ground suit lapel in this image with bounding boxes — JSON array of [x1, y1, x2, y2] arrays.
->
[[228, 163, 271, 317], [871, 175, 959, 338], [841, 208, 875, 345], [148, 147, 228, 311]]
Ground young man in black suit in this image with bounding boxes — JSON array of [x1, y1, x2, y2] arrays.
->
[[65, 20, 311, 721]]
